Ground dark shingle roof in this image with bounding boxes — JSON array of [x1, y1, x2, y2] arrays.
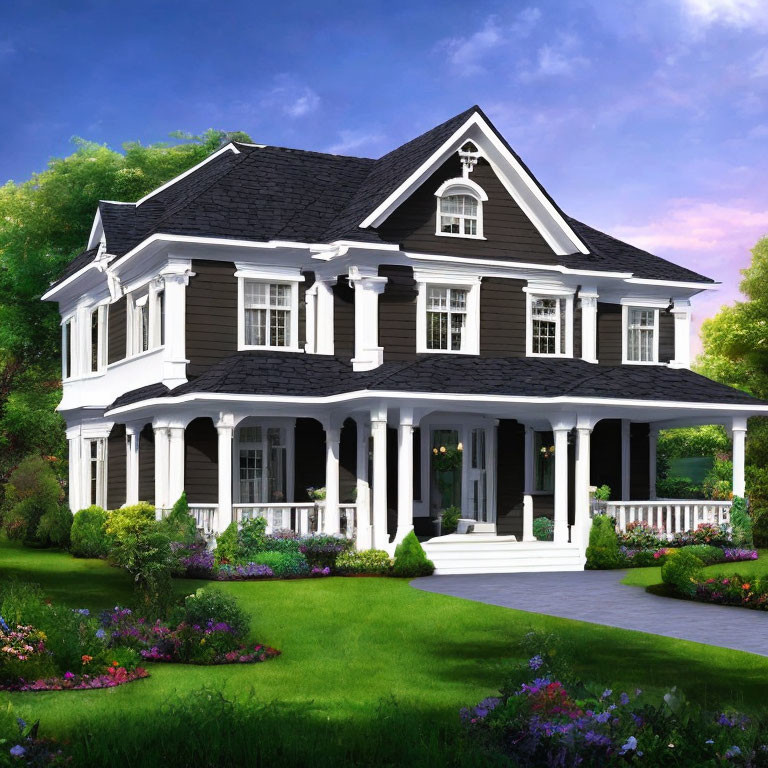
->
[[106, 352, 764, 411], [52, 247, 99, 285], [50, 106, 716, 290]]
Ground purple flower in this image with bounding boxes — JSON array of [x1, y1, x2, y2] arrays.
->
[[528, 654, 544, 670], [620, 736, 637, 755], [619, 692, 630, 705], [64, 671, 75, 680], [95, 628, 106, 639], [601, 689, 612, 699], [725, 746, 742, 759], [9, 745, 26, 757], [0, 615, 10, 633]]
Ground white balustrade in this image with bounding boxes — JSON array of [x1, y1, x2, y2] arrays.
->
[[231, 502, 357, 538], [188, 504, 218, 536], [599, 500, 732, 538]]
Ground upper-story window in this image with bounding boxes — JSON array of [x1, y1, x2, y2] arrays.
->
[[127, 282, 164, 357], [623, 305, 659, 364], [62, 317, 74, 380], [434, 177, 487, 240], [236, 271, 302, 352], [89, 305, 107, 373], [525, 289, 574, 357], [415, 276, 480, 354]]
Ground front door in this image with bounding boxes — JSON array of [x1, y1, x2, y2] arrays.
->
[[430, 428, 462, 518], [469, 428, 487, 521]]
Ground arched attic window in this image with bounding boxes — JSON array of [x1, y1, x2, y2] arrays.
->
[[434, 144, 487, 239]]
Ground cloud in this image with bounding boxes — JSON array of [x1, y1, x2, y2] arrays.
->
[[260, 76, 320, 118], [326, 130, 385, 156], [676, 0, 768, 30], [518, 33, 589, 81], [750, 48, 768, 77], [440, 8, 541, 74]]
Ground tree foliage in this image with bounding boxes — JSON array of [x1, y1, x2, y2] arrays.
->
[[0, 129, 252, 486]]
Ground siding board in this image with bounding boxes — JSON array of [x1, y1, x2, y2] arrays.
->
[[185, 417, 218, 504], [107, 424, 126, 510], [659, 309, 674, 363], [597, 303, 622, 365], [138, 424, 155, 504], [333, 276, 355, 358], [107, 297, 127, 365], [479, 278, 526, 357], [379, 265, 418, 361]]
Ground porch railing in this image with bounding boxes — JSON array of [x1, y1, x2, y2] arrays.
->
[[188, 504, 218, 536], [600, 500, 732, 537], [233, 502, 356, 538]]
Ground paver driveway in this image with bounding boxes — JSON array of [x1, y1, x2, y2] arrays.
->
[[413, 570, 768, 656]]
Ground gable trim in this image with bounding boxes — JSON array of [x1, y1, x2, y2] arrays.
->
[[133, 143, 241, 206], [87, 209, 104, 251], [358, 112, 589, 256]]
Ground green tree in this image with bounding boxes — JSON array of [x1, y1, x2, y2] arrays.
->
[[0, 129, 252, 487]]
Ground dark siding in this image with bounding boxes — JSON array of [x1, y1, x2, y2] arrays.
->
[[185, 418, 218, 504], [333, 276, 355, 358], [339, 419, 357, 503], [138, 424, 155, 504], [658, 309, 674, 363], [573, 300, 582, 359], [107, 424, 126, 510], [294, 419, 325, 502], [532, 495, 554, 522], [479, 277, 526, 357], [630, 422, 650, 500], [597, 303, 622, 365], [413, 427, 421, 502], [495, 420, 525, 537], [299, 271, 314, 350], [379, 265, 418, 361], [386, 427, 398, 538], [186, 260, 238, 377], [107, 297, 127, 365], [591, 419, 622, 497], [378, 156, 558, 263]]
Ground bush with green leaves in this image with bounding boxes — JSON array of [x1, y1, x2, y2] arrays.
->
[[105, 502, 156, 542], [661, 548, 704, 597], [585, 515, 620, 569], [250, 551, 309, 578], [2, 455, 63, 545], [532, 516, 554, 541], [159, 492, 198, 544], [240, 516, 268, 554], [593, 484, 611, 501], [393, 531, 435, 578], [35, 503, 72, 548], [299, 534, 353, 569], [730, 495, 753, 548], [215, 521, 242, 563], [655, 476, 703, 499], [684, 544, 726, 566], [335, 549, 392, 575], [175, 587, 249, 639], [70, 505, 110, 558], [441, 506, 461, 534]]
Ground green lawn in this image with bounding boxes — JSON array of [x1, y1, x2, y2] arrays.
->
[[3, 538, 768, 761]]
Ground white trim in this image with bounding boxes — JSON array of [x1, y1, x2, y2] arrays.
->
[[433, 177, 488, 201], [415, 277, 480, 355], [87, 209, 103, 251], [434, 178, 487, 240], [622, 305, 660, 365], [134, 143, 240, 206], [237, 274, 302, 352]]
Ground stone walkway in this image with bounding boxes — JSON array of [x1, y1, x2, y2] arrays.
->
[[412, 570, 768, 656]]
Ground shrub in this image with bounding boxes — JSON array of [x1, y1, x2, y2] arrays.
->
[[261, 531, 302, 555], [684, 544, 726, 566], [669, 522, 731, 548], [393, 531, 434, 577], [752, 503, 768, 548], [250, 551, 309, 578], [159, 492, 197, 544], [441, 506, 461, 534], [178, 587, 249, 639], [215, 521, 242, 563], [730, 495, 753, 548], [661, 548, 704, 597], [70, 505, 110, 558], [622, 549, 658, 567], [105, 502, 156, 541], [593, 484, 611, 501], [702, 458, 733, 500], [585, 515, 620, 569], [240, 516, 268, 554], [656, 476, 703, 499], [336, 549, 391, 575], [532, 516, 554, 541], [299, 535, 353, 569], [2, 455, 63, 545], [36, 504, 72, 548]]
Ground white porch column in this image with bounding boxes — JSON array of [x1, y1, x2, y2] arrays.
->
[[125, 425, 141, 505], [522, 426, 535, 541], [216, 413, 234, 532], [348, 266, 387, 371], [579, 289, 599, 364], [551, 422, 573, 545], [315, 277, 336, 355], [649, 426, 658, 500], [323, 421, 341, 534], [167, 425, 186, 509], [575, 421, 593, 550], [304, 284, 317, 353], [159, 259, 195, 387], [395, 408, 414, 545], [66, 428, 82, 513], [355, 418, 372, 550], [621, 419, 631, 501], [153, 424, 170, 517], [732, 416, 747, 498], [371, 406, 389, 550], [670, 299, 692, 369]]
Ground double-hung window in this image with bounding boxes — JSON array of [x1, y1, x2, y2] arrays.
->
[[439, 195, 479, 236], [624, 306, 658, 363], [86, 438, 107, 507], [243, 281, 292, 348], [62, 317, 74, 379], [426, 286, 467, 351], [89, 306, 107, 373], [526, 291, 572, 357]]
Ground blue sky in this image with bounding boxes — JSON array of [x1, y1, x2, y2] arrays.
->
[[3, 0, 768, 348]]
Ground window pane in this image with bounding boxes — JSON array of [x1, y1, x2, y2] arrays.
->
[[427, 311, 448, 350], [239, 448, 263, 503], [239, 426, 262, 443], [270, 284, 290, 307], [440, 216, 460, 234], [244, 281, 267, 307], [270, 309, 290, 347], [450, 312, 465, 350], [64, 321, 72, 378], [534, 432, 555, 492], [245, 308, 266, 345], [450, 289, 467, 311], [427, 286, 447, 310], [532, 298, 559, 354], [141, 304, 150, 352], [91, 310, 99, 371]]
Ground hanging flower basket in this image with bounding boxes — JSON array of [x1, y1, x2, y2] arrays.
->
[[432, 444, 463, 473]]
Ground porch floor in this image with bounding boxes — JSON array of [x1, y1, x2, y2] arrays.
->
[[413, 570, 768, 656]]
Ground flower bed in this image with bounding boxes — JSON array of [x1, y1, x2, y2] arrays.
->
[[694, 575, 768, 610], [6, 665, 149, 691]]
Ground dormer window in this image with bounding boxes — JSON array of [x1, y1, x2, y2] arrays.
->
[[434, 175, 488, 240]]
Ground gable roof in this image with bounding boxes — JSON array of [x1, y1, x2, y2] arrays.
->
[[47, 106, 715, 291]]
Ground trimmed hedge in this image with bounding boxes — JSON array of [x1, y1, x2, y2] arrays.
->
[[70, 505, 110, 558]]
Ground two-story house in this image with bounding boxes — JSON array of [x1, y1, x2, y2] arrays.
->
[[43, 106, 768, 573]]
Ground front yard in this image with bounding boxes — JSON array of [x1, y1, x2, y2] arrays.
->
[[3, 538, 768, 765]]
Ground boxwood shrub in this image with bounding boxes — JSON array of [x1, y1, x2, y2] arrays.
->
[[661, 548, 704, 597], [70, 505, 110, 558], [335, 549, 391, 575]]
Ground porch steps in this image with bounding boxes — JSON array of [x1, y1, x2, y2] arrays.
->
[[422, 534, 585, 575]]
